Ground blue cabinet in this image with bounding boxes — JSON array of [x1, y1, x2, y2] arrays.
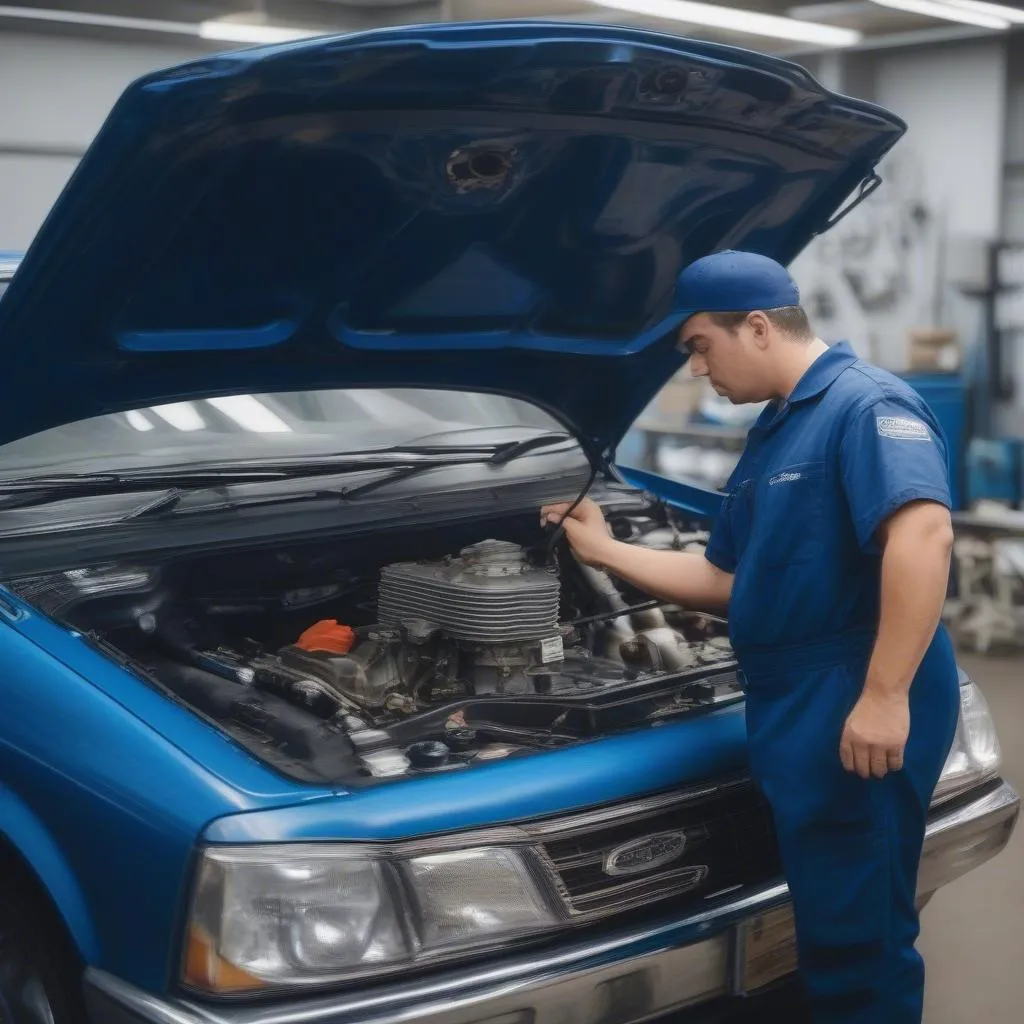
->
[[900, 373, 966, 511]]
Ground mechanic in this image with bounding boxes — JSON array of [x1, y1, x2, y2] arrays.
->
[[541, 250, 960, 1024]]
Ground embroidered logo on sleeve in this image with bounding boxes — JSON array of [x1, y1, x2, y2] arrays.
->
[[876, 416, 931, 441]]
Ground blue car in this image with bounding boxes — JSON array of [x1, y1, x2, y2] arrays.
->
[[0, 22, 1015, 1024]]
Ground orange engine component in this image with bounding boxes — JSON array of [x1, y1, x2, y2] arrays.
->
[[295, 619, 356, 655]]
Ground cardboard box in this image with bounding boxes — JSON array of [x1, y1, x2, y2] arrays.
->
[[654, 378, 700, 419], [907, 328, 960, 372]]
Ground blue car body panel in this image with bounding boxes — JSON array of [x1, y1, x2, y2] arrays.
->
[[615, 466, 725, 520], [0, 584, 747, 989], [0, 613, 234, 991], [0, 589, 341, 990], [204, 705, 748, 844], [0, 21, 903, 452], [0, 21, 908, 998]]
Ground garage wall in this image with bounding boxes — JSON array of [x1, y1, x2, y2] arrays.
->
[[875, 39, 1006, 239], [1004, 34, 1024, 241], [0, 31, 207, 249], [995, 33, 1024, 433], [789, 38, 1008, 369]]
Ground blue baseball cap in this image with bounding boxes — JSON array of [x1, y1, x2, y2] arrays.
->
[[670, 250, 800, 329]]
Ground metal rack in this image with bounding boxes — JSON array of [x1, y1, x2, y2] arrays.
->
[[946, 507, 1024, 653], [630, 418, 749, 471]]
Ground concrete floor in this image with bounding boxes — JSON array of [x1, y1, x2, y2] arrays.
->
[[920, 653, 1023, 1023]]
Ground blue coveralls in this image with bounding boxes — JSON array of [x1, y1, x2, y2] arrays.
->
[[704, 342, 961, 1023]]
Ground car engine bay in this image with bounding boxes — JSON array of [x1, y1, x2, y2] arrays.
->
[[4, 491, 739, 785]]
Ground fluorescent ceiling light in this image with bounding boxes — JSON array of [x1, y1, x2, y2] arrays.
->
[[151, 403, 206, 432], [0, 6, 324, 44], [589, 0, 862, 45], [124, 410, 155, 432], [870, 0, 1011, 27], [206, 395, 292, 433], [199, 19, 323, 45], [942, 0, 1024, 23], [0, 4, 195, 35]]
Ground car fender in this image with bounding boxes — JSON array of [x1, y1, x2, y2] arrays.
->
[[0, 780, 99, 960], [615, 465, 724, 520]]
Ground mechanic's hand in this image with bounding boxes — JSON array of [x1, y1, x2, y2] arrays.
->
[[839, 690, 910, 779], [540, 497, 616, 567]]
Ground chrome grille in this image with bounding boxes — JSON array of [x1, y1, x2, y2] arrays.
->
[[535, 779, 780, 917]]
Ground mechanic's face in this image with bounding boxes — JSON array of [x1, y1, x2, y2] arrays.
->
[[678, 312, 775, 404]]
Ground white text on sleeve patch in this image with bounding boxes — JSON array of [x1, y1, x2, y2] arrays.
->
[[876, 415, 931, 441]]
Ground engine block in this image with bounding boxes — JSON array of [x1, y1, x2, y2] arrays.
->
[[377, 540, 560, 644]]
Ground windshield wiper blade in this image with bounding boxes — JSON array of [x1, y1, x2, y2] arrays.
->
[[488, 433, 572, 466], [0, 433, 576, 515], [0, 456, 471, 505], [0, 469, 288, 493], [381, 432, 571, 461], [337, 433, 574, 500], [192, 433, 574, 470], [0, 469, 298, 513], [119, 488, 188, 520], [0, 468, 352, 514], [123, 485, 358, 520]]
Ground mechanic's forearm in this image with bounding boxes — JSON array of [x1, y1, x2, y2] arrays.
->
[[864, 506, 954, 698], [598, 541, 733, 612]]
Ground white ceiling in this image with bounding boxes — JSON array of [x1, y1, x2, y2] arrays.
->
[[0, 0, 1021, 55]]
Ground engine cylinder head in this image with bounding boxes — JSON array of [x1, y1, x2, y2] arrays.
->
[[377, 540, 560, 645]]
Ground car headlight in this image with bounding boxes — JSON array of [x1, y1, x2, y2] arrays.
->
[[933, 680, 1002, 807], [183, 843, 563, 994]]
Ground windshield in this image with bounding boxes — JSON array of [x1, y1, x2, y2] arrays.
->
[[0, 388, 569, 479]]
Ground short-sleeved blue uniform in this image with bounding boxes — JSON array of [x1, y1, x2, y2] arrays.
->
[[706, 342, 960, 1023]]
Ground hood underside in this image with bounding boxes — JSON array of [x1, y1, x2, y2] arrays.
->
[[0, 21, 905, 452]]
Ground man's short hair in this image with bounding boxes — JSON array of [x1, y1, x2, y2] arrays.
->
[[708, 306, 813, 341]]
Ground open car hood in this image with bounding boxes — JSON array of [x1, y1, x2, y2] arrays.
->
[[0, 21, 904, 454]]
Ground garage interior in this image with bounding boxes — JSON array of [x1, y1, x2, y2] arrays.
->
[[1, 2, 1022, 1022]]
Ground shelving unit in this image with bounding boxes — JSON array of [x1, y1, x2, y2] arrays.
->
[[630, 418, 749, 472]]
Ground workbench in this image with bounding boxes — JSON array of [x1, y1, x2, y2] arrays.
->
[[947, 506, 1024, 653]]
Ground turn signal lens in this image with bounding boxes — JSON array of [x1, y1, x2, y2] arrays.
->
[[183, 924, 267, 994]]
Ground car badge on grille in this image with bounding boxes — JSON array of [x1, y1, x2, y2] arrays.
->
[[603, 830, 688, 876]]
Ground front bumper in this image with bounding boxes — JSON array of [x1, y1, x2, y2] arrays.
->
[[85, 780, 1018, 1024]]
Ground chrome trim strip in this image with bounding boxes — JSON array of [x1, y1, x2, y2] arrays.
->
[[923, 780, 1017, 838], [192, 776, 760, 929], [565, 865, 711, 916], [917, 781, 1020, 896], [199, 776, 754, 863], [86, 781, 1019, 1024], [522, 774, 751, 840]]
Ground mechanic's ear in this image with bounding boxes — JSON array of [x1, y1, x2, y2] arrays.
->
[[748, 311, 771, 348]]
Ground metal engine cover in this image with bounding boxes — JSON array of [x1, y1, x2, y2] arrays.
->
[[377, 540, 560, 644]]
